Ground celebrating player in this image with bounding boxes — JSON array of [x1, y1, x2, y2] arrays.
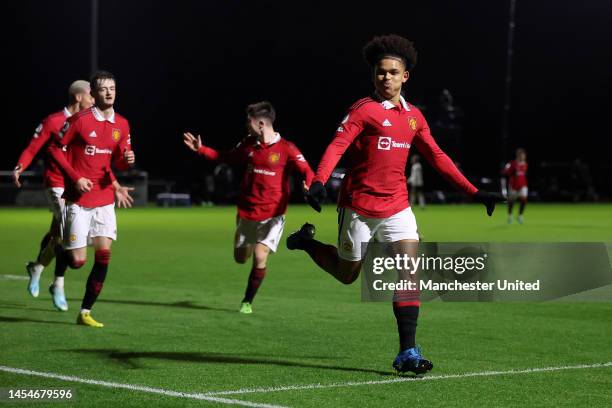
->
[[13, 80, 94, 309], [183, 101, 314, 314], [286, 35, 504, 374], [48, 71, 135, 327], [503, 148, 528, 224]]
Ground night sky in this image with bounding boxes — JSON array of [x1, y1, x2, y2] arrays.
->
[[5, 0, 611, 193]]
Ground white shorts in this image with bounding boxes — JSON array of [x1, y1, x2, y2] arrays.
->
[[509, 186, 528, 200], [338, 207, 419, 261], [235, 215, 285, 253], [45, 187, 65, 237], [63, 203, 117, 250]]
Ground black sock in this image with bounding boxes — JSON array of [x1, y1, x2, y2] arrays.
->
[[519, 200, 526, 214], [54, 245, 68, 278], [36, 232, 53, 264], [81, 250, 110, 310], [242, 266, 266, 303], [301, 238, 319, 254], [393, 304, 419, 351]]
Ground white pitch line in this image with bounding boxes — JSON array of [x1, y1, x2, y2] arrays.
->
[[0, 365, 287, 408], [0, 274, 29, 280], [203, 361, 612, 396]]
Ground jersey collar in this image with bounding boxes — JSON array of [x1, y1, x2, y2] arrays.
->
[[381, 95, 410, 111], [374, 92, 410, 111], [63, 107, 72, 118], [92, 106, 116, 123], [255, 132, 281, 146]]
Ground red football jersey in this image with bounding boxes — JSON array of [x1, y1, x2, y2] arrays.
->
[[198, 134, 314, 221], [15, 108, 71, 188], [49, 107, 132, 207], [503, 160, 528, 190], [313, 95, 478, 218]]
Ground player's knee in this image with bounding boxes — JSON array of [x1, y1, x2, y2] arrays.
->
[[338, 263, 360, 285], [253, 252, 269, 267], [234, 253, 248, 264], [94, 249, 111, 265], [69, 257, 86, 269], [339, 271, 359, 285]]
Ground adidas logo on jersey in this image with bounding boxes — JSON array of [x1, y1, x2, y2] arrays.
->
[[88, 131, 98, 138], [382, 119, 392, 127]]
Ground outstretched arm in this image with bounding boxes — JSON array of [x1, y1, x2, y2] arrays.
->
[[312, 110, 364, 185], [413, 121, 478, 196], [306, 109, 365, 212], [183, 131, 245, 164], [413, 115, 504, 215]]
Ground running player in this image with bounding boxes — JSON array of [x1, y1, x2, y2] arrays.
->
[[48, 71, 135, 327], [183, 101, 314, 314], [286, 35, 504, 374], [503, 148, 528, 224], [13, 80, 94, 309]]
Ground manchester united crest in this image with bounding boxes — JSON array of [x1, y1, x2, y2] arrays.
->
[[342, 241, 353, 251], [112, 129, 121, 142], [408, 117, 417, 131], [269, 152, 280, 164]]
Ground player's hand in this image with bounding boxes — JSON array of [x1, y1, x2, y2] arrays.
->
[[123, 148, 135, 165], [12, 164, 22, 188], [473, 190, 506, 216], [306, 181, 326, 213], [183, 132, 202, 152], [114, 185, 135, 208], [76, 177, 93, 194]]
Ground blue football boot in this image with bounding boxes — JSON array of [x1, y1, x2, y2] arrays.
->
[[392, 346, 433, 374]]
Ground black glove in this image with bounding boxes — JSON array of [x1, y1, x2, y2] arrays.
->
[[473, 190, 506, 216], [305, 181, 326, 212]]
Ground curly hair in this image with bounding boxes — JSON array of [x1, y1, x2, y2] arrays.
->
[[363, 34, 418, 71]]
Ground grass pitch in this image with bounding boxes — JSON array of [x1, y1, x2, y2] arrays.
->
[[1, 203, 611, 407]]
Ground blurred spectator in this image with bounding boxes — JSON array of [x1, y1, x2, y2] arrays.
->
[[570, 158, 598, 202], [408, 155, 425, 209]]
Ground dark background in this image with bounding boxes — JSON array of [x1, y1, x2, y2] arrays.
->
[[4, 0, 611, 196]]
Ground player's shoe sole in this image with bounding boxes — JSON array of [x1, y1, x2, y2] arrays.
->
[[286, 223, 316, 250], [26, 262, 41, 297], [49, 284, 68, 312], [392, 346, 433, 375], [239, 302, 253, 314], [77, 312, 104, 328]]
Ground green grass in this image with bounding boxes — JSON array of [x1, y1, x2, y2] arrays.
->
[[1, 203, 611, 407]]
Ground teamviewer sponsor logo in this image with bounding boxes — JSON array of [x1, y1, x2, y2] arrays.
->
[[84, 145, 113, 156], [392, 140, 411, 149], [253, 168, 276, 176], [377, 137, 411, 151], [378, 137, 391, 150]]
